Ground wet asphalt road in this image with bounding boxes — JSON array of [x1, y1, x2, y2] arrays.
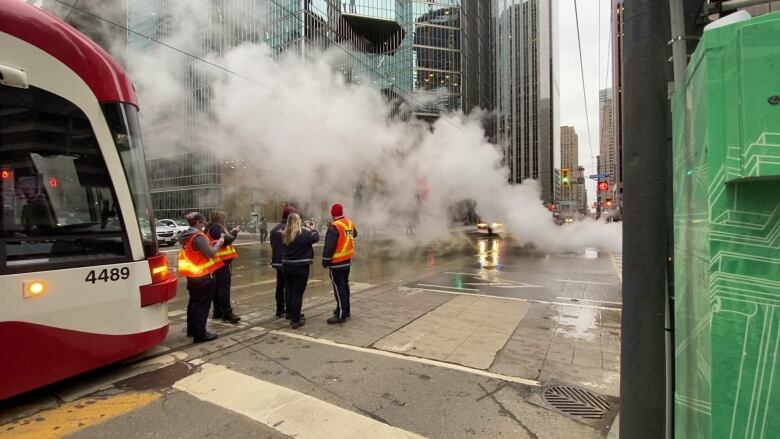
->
[[1, 231, 622, 439]]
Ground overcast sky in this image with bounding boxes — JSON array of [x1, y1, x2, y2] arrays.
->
[[558, 0, 613, 201]]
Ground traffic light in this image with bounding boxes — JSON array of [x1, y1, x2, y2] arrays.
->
[[605, 198, 613, 208], [561, 168, 571, 186], [598, 181, 609, 192]]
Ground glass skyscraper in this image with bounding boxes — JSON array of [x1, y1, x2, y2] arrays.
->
[[494, 0, 558, 204], [127, 0, 267, 220]]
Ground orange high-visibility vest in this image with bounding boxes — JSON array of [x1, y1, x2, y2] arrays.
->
[[216, 244, 238, 261], [331, 218, 355, 264], [178, 232, 225, 278]]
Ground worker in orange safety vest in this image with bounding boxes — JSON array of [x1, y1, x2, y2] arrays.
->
[[178, 212, 224, 343], [205, 210, 241, 324], [322, 203, 357, 324]]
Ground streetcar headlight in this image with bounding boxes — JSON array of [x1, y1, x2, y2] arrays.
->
[[23, 281, 47, 298]]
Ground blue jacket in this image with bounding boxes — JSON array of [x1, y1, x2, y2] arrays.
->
[[282, 228, 320, 266], [270, 221, 286, 269]]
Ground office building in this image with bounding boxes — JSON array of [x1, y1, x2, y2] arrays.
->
[[127, 1, 266, 220], [599, 88, 616, 197], [494, 0, 558, 204], [612, 0, 623, 213], [560, 126, 577, 202]]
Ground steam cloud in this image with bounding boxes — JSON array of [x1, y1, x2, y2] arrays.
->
[[70, 1, 622, 253]]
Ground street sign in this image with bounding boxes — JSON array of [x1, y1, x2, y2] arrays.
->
[[588, 173, 610, 180]]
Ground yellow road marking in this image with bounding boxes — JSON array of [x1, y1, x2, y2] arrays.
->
[[0, 391, 160, 439]]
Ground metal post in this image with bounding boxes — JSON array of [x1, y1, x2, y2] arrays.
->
[[669, 0, 687, 92], [621, 0, 671, 437]]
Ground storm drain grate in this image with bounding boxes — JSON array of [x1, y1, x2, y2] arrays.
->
[[542, 385, 611, 420]]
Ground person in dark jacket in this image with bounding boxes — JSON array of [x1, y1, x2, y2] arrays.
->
[[282, 213, 319, 329], [205, 210, 241, 324], [322, 203, 357, 324], [179, 212, 224, 343], [271, 206, 296, 317], [259, 217, 268, 243]]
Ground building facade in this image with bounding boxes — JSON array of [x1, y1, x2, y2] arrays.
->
[[599, 88, 616, 202], [494, 0, 558, 204], [560, 126, 577, 202], [611, 0, 623, 213], [127, 1, 268, 220]]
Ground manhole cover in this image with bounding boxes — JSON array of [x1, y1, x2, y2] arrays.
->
[[542, 385, 611, 420]]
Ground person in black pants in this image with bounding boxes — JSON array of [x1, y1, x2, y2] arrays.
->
[[178, 212, 224, 343], [322, 203, 357, 324], [205, 210, 241, 324], [281, 213, 319, 329], [271, 206, 296, 317]]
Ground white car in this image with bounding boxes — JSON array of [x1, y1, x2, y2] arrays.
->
[[158, 219, 189, 239], [154, 220, 178, 246]]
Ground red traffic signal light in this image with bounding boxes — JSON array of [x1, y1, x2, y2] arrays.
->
[[598, 181, 609, 192], [49, 177, 58, 188]]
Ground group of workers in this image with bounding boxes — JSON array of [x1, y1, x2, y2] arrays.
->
[[177, 203, 356, 342]]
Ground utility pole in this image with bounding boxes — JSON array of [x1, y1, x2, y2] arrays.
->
[[621, 0, 671, 437]]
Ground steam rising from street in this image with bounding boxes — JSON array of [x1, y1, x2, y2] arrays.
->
[[117, 7, 621, 253]]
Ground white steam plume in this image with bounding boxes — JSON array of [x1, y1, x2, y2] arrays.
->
[[79, 1, 622, 253]]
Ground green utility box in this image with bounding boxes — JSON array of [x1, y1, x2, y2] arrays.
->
[[673, 12, 780, 439]]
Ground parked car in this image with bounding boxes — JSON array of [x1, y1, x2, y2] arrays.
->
[[155, 220, 178, 246], [158, 218, 189, 239]]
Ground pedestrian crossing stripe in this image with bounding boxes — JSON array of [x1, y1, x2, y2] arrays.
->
[[173, 363, 425, 438]]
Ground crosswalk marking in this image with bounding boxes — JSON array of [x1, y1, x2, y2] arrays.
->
[[173, 363, 425, 439]]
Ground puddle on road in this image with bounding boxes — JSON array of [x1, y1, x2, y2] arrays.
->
[[114, 362, 194, 391]]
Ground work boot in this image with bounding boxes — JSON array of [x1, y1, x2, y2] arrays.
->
[[222, 311, 241, 324], [193, 332, 218, 343], [332, 309, 350, 318], [327, 316, 346, 325], [212, 309, 223, 320], [290, 320, 306, 329]]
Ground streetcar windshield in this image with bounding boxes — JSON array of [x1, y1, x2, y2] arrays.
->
[[102, 103, 157, 257], [0, 85, 130, 271]]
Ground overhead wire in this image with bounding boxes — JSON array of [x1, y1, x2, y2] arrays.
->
[[52, 0, 272, 90], [573, 0, 596, 168], [51, 0, 464, 131]]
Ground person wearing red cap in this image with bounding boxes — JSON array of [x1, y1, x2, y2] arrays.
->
[[270, 205, 296, 317], [322, 203, 358, 324]]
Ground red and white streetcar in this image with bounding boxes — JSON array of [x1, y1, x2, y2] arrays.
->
[[0, 0, 177, 400]]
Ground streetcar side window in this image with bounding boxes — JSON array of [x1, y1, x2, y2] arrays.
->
[[0, 85, 130, 272]]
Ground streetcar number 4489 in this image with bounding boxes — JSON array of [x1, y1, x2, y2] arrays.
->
[[85, 267, 130, 284]]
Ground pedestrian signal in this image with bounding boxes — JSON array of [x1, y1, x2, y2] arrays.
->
[[598, 181, 609, 192]]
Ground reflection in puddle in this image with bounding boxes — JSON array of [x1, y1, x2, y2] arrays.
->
[[477, 238, 503, 271]]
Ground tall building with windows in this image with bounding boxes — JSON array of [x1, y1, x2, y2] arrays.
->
[[560, 126, 577, 202], [599, 88, 616, 194], [494, 0, 558, 204], [576, 165, 588, 214], [127, 1, 267, 220], [612, 0, 624, 213]]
